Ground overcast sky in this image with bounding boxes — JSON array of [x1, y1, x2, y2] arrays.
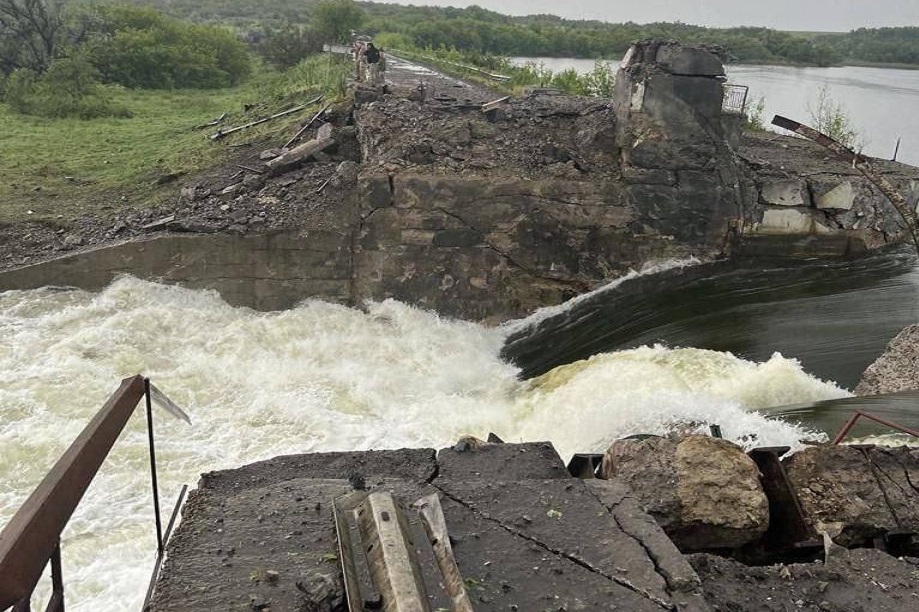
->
[[371, 1, 919, 32]]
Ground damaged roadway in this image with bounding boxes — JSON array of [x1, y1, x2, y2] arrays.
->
[[147, 441, 709, 611], [146, 439, 919, 611]]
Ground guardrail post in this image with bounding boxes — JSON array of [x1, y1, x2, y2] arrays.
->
[[145, 378, 164, 555]]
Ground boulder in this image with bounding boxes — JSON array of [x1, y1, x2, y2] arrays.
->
[[600, 435, 769, 551]]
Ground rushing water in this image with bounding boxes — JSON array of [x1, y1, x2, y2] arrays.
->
[[512, 58, 919, 166], [0, 267, 873, 610]]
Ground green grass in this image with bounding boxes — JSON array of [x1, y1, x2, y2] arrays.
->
[[0, 54, 351, 225]]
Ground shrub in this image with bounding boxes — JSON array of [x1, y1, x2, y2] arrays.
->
[[84, 6, 251, 89], [744, 96, 767, 131], [2, 56, 131, 119], [584, 61, 615, 97], [257, 23, 324, 70], [807, 84, 861, 149]]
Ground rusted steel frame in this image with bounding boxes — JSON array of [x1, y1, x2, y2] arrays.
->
[[771, 115, 919, 254], [0, 376, 146, 611], [832, 409, 919, 445]]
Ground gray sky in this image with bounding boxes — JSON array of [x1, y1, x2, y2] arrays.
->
[[371, 1, 919, 32]]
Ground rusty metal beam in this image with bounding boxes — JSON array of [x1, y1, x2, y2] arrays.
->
[[0, 375, 146, 610], [832, 410, 919, 445], [771, 115, 919, 255]]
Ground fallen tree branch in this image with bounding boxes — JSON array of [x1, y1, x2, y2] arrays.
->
[[234, 164, 265, 174], [195, 112, 227, 129], [315, 174, 334, 194], [211, 96, 322, 140]]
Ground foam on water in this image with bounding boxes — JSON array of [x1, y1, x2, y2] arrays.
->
[[0, 276, 846, 610]]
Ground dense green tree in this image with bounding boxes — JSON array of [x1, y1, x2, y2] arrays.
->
[[0, 0, 66, 74], [257, 22, 323, 69], [312, 0, 364, 43], [82, 6, 251, 88]]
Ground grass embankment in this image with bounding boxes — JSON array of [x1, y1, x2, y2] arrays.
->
[[0, 55, 351, 226]]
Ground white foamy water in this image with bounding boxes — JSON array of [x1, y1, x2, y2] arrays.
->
[[0, 277, 847, 610]]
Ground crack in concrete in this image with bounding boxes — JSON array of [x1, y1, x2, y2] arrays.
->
[[434, 484, 675, 611], [610, 512, 677, 588], [898, 455, 919, 495], [435, 207, 589, 290], [585, 484, 695, 595]]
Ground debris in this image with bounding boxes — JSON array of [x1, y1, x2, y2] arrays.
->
[[211, 97, 322, 141], [234, 164, 265, 175], [141, 215, 176, 230], [283, 101, 331, 149], [195, 112, 227, 129]]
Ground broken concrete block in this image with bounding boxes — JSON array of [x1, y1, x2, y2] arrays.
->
[[815, 181, 856, 210], [760, 180, 809, 207], [783, 444, 919, 547], [265, 138, 335, 175]]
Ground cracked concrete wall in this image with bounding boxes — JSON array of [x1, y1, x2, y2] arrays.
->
[[614, 40, 747, 252], [0, 230, 354, 310], [352, 172, 692, 320]]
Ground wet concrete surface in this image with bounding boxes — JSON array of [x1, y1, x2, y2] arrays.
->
[[148, 442, 709, 611]]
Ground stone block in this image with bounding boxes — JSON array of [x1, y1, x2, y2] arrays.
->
[[359, 174, 394, 213], [754, 209, 834, 235], [655, 45, 725, 77], [815, 181, 856, 210], [435, 440, 569, 481], [760, 180, 809, 207], [783, 445, 900, 547]]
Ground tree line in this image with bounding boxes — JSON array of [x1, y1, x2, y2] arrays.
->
[[3, 0, 919, 120], [0, 0, 361, 118]]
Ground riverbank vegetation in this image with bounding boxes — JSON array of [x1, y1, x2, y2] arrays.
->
[[68, 1, 919, 68], [0, 1, 351, 222]]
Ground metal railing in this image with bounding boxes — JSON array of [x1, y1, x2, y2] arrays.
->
[[722, 83, 749, 115], [832, 409, 919, 444], [0, 376, 190, 612]]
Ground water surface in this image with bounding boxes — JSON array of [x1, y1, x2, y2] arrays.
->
[[512, 57, 919, 165]]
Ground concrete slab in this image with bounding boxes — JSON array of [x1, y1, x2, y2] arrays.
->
[[435, 440, 570, 481], [437, 476, 677, 608], [150, 444, 707, 611], [198, 448, 437, 493]]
